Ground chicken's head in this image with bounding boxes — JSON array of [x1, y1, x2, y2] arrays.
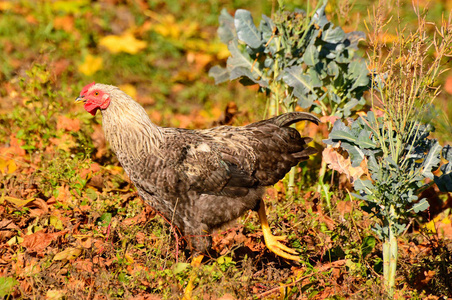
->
[[75, 82, 111, 116]]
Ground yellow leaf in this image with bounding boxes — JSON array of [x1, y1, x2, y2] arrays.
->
[[78, 54, 103, 76], [53, 247, 82, 261], [2, 195, 35, 207], [99, 33, 147, 54], [423, 214, 442, 233], [45, 289, 65, 300], [0, 157, 17, 174], [0, 1, 13, 11], [49, 215, 64, 231], [124, 253, 134, 264], [118, 84, 137, 99], [7, 235, 24, 246]]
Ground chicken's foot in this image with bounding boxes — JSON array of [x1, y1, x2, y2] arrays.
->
[[182, 254, 204, 300], [258, 199, 300, 262]]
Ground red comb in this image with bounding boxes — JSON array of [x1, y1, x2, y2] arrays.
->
[[81, 82, 96, 94]]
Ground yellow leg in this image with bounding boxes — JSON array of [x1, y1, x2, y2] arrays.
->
[[182, 254, 204, 300], [258, 199, 300, 262]]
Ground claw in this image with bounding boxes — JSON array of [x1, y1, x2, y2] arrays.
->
[[257, 200, 300, 261], [182, 255, 204, 300]]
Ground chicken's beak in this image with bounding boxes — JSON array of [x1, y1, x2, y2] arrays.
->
[[75, 95, 85, 103]]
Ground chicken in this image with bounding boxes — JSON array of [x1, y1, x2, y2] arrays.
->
[[76, 82, 319, 261]]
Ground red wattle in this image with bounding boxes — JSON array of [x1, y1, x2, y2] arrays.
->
[[84, 102, 99, 116]]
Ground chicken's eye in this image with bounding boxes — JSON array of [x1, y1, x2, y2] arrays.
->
[[94, 91, 99, 96]]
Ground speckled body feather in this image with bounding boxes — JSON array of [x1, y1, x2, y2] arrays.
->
[[95, 84, 319, 252]]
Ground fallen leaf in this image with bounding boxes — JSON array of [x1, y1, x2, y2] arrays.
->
[[0, 277, 18, 298], [49, 215, 64, 231], [78, 54, 103, 76], [322, 146, 368, 183], [53, 15, 75, 32], [45, 289, 65, 300], [49, 134, 77, 152], [0, 220, 20, 242], [99, 32, 147, 54], [53, 247, 83, 261], [72, 259, 94, 272], [337, 200, 353, 217], [118, 84, 137, 99], [423, 214, 452, 238], [2, 196, 35, 208], [21, 230, 67, 254], [56, 185, 72, 203], [0, 2, 13, 10], [0, 136, 26, 157], [27, 198, 49, 217], [0, 157, 17, 174], [320, 115, 340, 124], [56, 115, 80, 132]]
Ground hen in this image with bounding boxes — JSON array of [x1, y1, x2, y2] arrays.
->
[[76, 82, 319, 261]]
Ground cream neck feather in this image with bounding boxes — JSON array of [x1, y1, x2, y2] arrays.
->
[[97, 85, 163, 161]]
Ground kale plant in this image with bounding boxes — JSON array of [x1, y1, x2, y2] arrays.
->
[[209, 1, 369, 120], [324, 6, 452, 296]]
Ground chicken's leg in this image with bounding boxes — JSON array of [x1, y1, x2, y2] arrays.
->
[[258, 199, 300, 261], [182, 254, 204, 300]]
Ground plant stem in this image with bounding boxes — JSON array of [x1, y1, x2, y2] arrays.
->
[[383, 206, 398, 298], [286, 101, 296, 199]]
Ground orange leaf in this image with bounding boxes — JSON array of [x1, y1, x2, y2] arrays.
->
[[445, 75, 452, 95], [53, 15, 75, 32], [57, 115, 80, 132]]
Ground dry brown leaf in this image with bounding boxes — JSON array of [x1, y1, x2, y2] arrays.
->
[[56, 185, 72, 203], [0, 220, 20, 242], [26, 198, 49, 217], [73, 259, 94, 272], [21, 230, 67, 254], [322, 146, 368, 183], [320, 115, 340, 124], [336, 201, 352, 216], [0, 136, 26, 157], [45, 289, 65, 300], [49, 134, 77, 152]]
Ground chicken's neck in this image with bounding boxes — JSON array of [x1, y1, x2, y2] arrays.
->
[[100, 94, 163, 162]]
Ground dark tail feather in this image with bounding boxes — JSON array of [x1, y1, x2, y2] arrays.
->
[[293, 146, 318, 160], [272, 112, 320, 127]]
